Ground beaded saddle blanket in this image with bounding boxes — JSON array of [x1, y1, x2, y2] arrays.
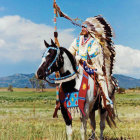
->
[[61, 70, 89, 118]]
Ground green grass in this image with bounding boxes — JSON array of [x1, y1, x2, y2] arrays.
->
[[116, 92, 140, 107], [0, 90, 139, 140], [0, 91, 56, 103]]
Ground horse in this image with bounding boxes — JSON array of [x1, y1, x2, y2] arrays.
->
[[36, 39, 116, 140]]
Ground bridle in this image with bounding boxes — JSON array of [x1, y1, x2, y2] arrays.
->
[[42, 47, 77, 84], [43, 47, 61, 73]]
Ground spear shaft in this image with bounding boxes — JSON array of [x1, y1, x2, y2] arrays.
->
[[53, 0, 60, 118], [53, 0, 60, 47]]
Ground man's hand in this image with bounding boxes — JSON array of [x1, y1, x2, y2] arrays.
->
[[75, 55, 82, 64], [83, 61, 97, 75]]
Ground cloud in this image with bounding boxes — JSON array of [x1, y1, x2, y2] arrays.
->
[[0, 15, 75, 63], [0, 15, 140, 78], [114, 45, 140, 77], [0, 39, 5, 47]]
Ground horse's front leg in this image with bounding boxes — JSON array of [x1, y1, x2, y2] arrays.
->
[[66, 125, 72, 140], [99, 109, 107, 140], [60, 104, 72, 140], [59, 86, 73, 140], [80, 103, 89, 140]]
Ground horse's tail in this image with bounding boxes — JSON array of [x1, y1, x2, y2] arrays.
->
[[106, 76, 117, 128], [106, 108, 116, 128]]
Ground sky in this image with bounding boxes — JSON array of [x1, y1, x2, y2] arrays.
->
[[0, 0, 140, 78]]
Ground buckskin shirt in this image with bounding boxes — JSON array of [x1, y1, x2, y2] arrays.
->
[[69, 35, 104, 76], [69, 34, 112, 107]]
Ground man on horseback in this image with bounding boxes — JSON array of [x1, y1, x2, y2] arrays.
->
[[69, 16, 115, 109]]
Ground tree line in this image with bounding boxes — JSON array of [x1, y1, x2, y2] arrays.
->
[[29, 75, 46, 92], [8, 75, 46, 92]]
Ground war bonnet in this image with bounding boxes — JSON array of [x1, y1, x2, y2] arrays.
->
[[82, 15, 114, 39]]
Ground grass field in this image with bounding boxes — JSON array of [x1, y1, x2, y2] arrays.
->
[[0, 88, 140, 140]]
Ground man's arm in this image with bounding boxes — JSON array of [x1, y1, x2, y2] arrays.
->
[[87, 39, 104, 76], [69, 38, 78, 56]]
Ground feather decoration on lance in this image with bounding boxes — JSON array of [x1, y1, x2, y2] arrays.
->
[[53, 2, 82, 27]]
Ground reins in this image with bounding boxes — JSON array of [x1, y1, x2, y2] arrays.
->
[[46, 71, 77, 84]]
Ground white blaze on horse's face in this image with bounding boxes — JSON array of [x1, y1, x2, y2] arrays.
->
[[46, 52, 50, 56], [39, 57, 46, 68], [39, 50, 50, 68]]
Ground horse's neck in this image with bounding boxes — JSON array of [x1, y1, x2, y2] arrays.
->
[[59, 52, 75, 75]]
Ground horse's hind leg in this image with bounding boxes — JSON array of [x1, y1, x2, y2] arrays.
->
[[80, 116, 87, 140], [80, 103, 89, 140], [88, 111, 96, 140], [99, 109, 107, 140]]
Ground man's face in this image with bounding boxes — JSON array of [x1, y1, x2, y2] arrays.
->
[[80, 26, 88, 35]]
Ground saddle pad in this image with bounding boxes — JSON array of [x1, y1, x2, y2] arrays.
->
[[65, 92, 79, 108]]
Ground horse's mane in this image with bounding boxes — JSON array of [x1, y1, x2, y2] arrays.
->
[[60, 47, 78, 73]]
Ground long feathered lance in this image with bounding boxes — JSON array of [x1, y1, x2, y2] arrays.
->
[[53, 0, 82, 106], [52, 0, 92, 117], [52, 0, 82, 118], [53, 0, 60, 118]]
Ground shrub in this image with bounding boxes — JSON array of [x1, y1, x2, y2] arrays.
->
[[8, 85, 13, 92], [118, 87, 125, 94]]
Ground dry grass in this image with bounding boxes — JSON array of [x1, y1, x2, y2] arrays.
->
[[0, 89, 139, 140], [0, 87, 56, 92]]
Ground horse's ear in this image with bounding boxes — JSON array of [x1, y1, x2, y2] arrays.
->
[[51, 39, 57, 48], [44, 40, 49, 48]]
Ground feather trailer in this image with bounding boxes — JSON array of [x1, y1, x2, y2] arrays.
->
[[83, 15, 116, 95]]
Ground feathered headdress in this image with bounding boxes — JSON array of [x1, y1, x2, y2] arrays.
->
[[83, 15, 116, 95], [83, 15, 114, 40]]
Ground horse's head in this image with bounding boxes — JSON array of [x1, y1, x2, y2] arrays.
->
[[36, 39, 63, 80]]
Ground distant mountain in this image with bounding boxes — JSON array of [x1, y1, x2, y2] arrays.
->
[[0, 73, 34, 88], [113, 74, 140, 89], [0, 73, 54, 88], [0, 73, 140, 89]]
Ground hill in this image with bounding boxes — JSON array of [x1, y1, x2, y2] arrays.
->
[[113, 74, 140, 89], [0, 73, 140, 89], [0, 73, 34, 88]]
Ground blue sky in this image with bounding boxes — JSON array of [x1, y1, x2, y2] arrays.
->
[[0, 0, 140, 78]]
